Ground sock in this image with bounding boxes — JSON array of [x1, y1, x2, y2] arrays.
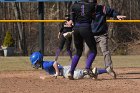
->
[[97, 68, 107, 74], [67, 50, 72, 59], [70, 55, 80, 75], [85, 52, 96, 69]]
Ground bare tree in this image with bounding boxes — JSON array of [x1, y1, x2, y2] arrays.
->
[[0, 1, 139, 55]]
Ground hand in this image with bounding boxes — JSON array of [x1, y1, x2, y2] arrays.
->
[[58, 35, 60, 39], [57, 34, 60, 39], [58, 32, 61, 39], [40, 76, 46, 80], [52, 73, 59, 79], [117, 15, 126, 20]]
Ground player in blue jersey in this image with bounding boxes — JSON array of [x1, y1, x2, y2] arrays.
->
[[30, 52, 97, 80]]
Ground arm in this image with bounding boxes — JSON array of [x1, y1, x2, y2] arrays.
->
[[105, 6, 126, 20], [40, 61, 58, 79], [57, 32, 61, 39], [53, 61, 60, 78], [58, 23, 64, 39], [105, 6, 119, 18]]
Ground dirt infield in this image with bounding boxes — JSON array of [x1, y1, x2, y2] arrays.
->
[[0, 68, 140, 93]]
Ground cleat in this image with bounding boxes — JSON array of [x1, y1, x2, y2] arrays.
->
[[83, 69, 98, 79], [67, 71, 74, 80], [83, 69, 93, 75], [92, 67, 98, 80], [83, 69, 89, 75], [106, 67, 116, 79]]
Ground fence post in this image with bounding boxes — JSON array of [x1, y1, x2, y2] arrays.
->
[[38, 2, 44, 55]]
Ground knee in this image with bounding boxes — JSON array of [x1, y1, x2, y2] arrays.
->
[[59, 45, 63, 50], [102, 51, 110, 56], [90, 48, 97, 55], [76, 49, 83, 57], [66, 47, 71, 51]]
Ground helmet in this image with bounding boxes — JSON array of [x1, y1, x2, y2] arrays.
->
[[30, 52, 43, 65]]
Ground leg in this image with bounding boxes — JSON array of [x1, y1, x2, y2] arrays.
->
[[96, 34, 116, 78], [63, 66, 84, 79], [65, 37, 72, 60], [92, 67, 116, 79], [55, 35, 66, 61], [99, 34, 112, 68], [73, 68, 98, 79], [73, 69, 84, 79], [81, 27, 97, 70], [68, 29, 83, 79], [78, 26, 97, 77], [84, 42, 89, 57]]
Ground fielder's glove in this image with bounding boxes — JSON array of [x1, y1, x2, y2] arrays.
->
[[63, 31, 74, 39]]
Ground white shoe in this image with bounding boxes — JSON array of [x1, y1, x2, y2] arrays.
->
[[92, 67, 98, 79], [106, 67, 116, 79], [83, 68, 98, 79]]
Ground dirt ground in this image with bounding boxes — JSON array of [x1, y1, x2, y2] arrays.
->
[[0, 68, 140, 93]]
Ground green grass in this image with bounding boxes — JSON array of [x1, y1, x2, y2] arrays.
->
[[0, 55, 140, 71], [0, 57, 32, 71]]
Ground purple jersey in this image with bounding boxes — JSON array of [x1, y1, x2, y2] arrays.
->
[[42, 61, 63, 75]]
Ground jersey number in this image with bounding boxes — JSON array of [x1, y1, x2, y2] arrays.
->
[[81, 4, 85, 16]]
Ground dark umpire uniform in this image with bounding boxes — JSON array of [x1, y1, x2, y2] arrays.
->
[[68, 0, 97, 80]]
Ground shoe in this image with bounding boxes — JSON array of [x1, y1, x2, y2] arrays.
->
[[67, 71, 74, 80], [83, 69, 89, 75], [92, 67, 98, 80], [83, 69, 98, 79], [106, 67, 116, 79]]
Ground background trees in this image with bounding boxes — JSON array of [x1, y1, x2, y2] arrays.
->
[[0, 1, 139, 56]]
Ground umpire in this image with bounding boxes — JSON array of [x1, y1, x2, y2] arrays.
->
[[68, 0, 97, 80]]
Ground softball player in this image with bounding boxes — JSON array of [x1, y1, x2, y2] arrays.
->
[[30, 52, 97, 80], [64, 0, 126, 79], [55, 14, 73, 61], [67, 0, 97, 80]]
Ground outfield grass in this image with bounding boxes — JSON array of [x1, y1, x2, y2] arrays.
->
[[0, 55, 140, 71]]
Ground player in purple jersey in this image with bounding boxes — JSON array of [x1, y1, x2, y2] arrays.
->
[[67, 0, 96, 80], [55, 15, 73, 61]]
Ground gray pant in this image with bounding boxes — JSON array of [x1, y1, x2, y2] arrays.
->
[[63, 66, 84, 79], [84, 33, 112, 68]]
